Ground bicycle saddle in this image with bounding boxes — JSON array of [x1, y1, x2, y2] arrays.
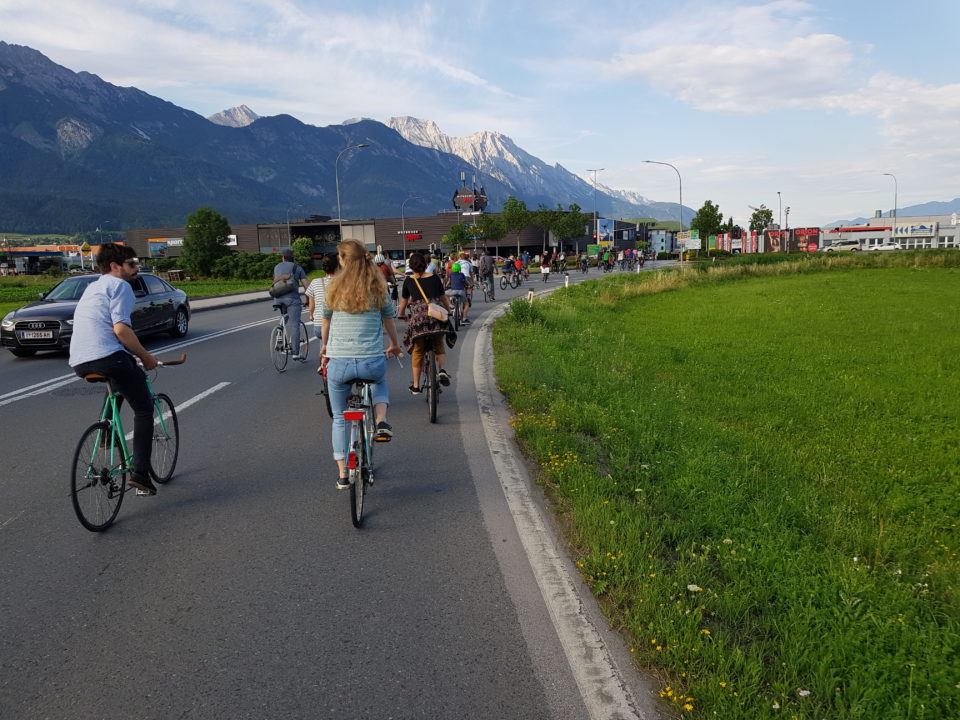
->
[[82, 374, 109, 383]]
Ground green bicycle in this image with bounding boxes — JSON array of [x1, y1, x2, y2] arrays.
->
[[70, 354, 185, 532]]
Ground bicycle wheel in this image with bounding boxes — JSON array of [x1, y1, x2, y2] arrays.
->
[[71, 421, 125, 532], [298, 321, 309, 361], [452, 299, 461, 331], [149, 393, 179, 484], [349, 422, 366, 528], [270, 325, 288, 371], [499, 275, 508, 291], [427, 353, 438, 424]]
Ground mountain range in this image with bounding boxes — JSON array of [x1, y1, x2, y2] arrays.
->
[[0, 41, 689, 235]]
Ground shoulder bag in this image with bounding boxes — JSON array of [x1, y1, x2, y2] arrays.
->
[[269, 264, 300, 298], [412, 275, 449, 322]]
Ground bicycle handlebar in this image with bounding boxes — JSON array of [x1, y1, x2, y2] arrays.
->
[[157, 353, 187, 366]]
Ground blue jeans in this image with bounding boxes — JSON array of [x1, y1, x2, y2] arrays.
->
[[327, 356, 388, 461], [277, 295, 302, 356]]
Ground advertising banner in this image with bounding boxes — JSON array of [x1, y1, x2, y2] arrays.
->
[[597, 219, 615, 243], [794, 227, 820, 252], [750, 231, 758, 253]]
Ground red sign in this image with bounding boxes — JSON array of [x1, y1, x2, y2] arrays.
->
[[404, 233, 422, 241]]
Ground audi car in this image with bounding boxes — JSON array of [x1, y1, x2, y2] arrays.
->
[[1, 273, 190, 357]]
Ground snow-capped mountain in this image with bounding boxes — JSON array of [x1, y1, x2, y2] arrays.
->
[[387, 116, 580, 199], [385, 116, 687, 221], [208, 105, 260, 128]]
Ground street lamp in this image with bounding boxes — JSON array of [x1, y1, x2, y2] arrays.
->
[[286, 204, 302, 246], [644, 161, 683, 257], [336, 143, 370, 236], [401, 195, 421, 237], [777, 192, 784, 252], [883, 172, 898, 230], [587, 168, 604, 246]]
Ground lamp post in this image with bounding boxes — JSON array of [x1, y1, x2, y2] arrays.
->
[[336, 143, 370, 237], [644, 160, 683, 258], [777, 192, 784, 251], [883, 172, 898, 232], [587, 168, 604, 247], [401, 195, 421, 237], [286, 204, 302, 247]]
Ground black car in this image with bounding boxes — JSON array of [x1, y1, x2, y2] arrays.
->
[[1, 273, 190, 357]]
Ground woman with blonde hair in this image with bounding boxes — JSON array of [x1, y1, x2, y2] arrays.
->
[[319, 239, 403, 489]]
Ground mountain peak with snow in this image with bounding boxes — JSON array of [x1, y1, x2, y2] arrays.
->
[[207, 105, 260, 128]]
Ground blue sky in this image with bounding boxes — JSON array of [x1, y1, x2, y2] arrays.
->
[[2, 0, 958, 226]]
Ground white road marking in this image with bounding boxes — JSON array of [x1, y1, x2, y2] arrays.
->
[[0, 315, 276, 408], [472, 303, 645, 720], [125, 382, 231, 440]]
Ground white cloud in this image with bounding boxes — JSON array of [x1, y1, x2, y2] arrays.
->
[[605, 1, 854, 112], [824, 73, 960, 158]]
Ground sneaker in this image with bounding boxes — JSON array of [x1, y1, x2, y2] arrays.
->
[[336, 475, 350, 490], [460, 318, 471, 325], [409, 385, 422, 395], [438, 369, 451, 386], [375, 421, 393, 442], [127, 471, 157, 496]]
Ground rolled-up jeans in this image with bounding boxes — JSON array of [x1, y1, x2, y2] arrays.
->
[[327, 356, 388, 461]]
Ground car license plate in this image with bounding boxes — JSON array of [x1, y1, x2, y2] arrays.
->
[[19, 330, 53, 339]]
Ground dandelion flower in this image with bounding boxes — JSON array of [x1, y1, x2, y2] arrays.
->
[[700, 629, 711, 635], [772, 701, 780, 709], [722, 538, 733, 544]]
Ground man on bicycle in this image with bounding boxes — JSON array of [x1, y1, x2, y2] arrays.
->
[[273, 249, 308, 360], [69, 243, 159, 496], [478, 248, 496, 300]]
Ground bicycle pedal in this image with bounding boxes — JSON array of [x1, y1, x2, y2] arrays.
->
[[135, 488, 150, 496]]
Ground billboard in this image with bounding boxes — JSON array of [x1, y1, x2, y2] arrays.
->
[[597, 218, 615, 243], [148, 237, 182, 258], [794, 227, 820, 252]]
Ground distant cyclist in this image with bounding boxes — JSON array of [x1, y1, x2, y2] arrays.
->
[[478, 248, 496, 300], [446, 261, 472, 325], [272, 249, 308, 360]]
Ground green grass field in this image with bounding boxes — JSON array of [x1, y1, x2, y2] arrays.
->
[[493, 251, 959, 719]]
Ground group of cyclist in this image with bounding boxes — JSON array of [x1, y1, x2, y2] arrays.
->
[[70, 240, 646, 495]]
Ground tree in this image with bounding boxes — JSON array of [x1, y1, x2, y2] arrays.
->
[[530, 204, 554, 249], [500, 196, 531, 248], [553, 203, 589, 247], [442, 223, 471, 253], [690, 200, 724, 250], [292, 236, 313, 267], [182, 207, 232, 276], [749, 205, 774, 232], [476, 213, 506, 247]]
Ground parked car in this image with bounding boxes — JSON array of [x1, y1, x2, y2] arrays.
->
[[867, 241, 902, 252], [824, 239, 862, 252], [1, 273, 190, 357]]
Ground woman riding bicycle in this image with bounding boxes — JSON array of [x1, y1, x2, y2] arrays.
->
[[319, 239, 403, 490], [398, 252, 452, 394]]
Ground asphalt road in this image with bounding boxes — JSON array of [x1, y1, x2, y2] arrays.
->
[[0, 264, 666, 720]]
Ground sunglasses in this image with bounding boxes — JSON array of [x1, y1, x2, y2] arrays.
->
[[124, 259, 140, 267]]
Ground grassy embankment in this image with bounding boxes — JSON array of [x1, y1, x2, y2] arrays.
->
[[493, 251, 959, 719]]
